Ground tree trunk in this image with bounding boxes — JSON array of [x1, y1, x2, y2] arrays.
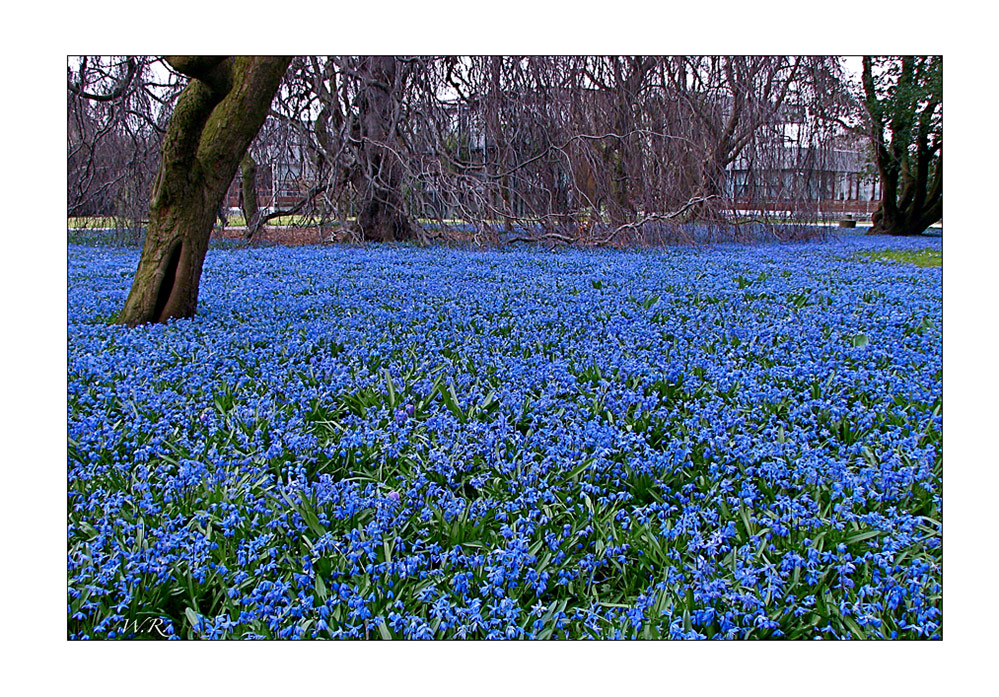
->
[[353, 56, 420, 243], [868, 199, 942, 236], [357, 183, 416, 242], [603, 144, 634, 228], [868, 154, 903, 235], [117, 56, 290, 327], [867, 161, 942, 236], [687, 154, 727, 223], [240, 152, 265, 242]]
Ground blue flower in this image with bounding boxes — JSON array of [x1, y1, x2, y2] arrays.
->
[[67, 233, 942, 640]]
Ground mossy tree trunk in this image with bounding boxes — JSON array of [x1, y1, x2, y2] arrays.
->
[[117, 56, 291, 326]]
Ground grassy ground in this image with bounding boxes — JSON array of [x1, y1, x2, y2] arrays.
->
[[67, 217, 139, 229], [854, 248, 943, 268]]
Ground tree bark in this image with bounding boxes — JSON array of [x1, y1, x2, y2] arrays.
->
[[240, 152, 265, 242], [117, 56, 291, 326], [353, 56, 420, 242], [867, 156, 942, 235]]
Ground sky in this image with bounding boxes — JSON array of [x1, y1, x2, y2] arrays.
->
[[842, 55, 863, 80]]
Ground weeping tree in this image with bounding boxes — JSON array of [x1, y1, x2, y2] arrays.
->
[[665, 56, 815, 221], [573, 56, 662, 227], [190, 55, 851, 248], [67, 56, 173, 239], [352, 56, 421, 242], [117, 56, 291, 327], [861, 56, 942, 236]]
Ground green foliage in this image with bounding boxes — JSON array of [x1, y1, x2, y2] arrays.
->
[[854, 248, 942, 268], [863, 56, 942, 162]]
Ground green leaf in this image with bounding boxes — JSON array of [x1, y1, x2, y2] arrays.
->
[[739, 506, 755, 537], [441, 380, 466, 422], [851, 333, 869, 348], [843, 616, 866, 640], [566, 457, 593, 482], [184, 607, 200, 632], [844, 529, 885, 545], [478, 389, 497, 414], [383, 368, 397, 410], [377, 620, 393, 640], [79, 521, 99, 539]]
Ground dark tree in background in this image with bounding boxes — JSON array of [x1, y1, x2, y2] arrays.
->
[[353, 56, 422, 242], [862, 56, 942, 236], [117, 56, 291, 327]]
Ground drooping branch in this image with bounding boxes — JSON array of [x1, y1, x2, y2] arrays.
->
[[67, 57, 139, 102], [225, 55, 853, 245]]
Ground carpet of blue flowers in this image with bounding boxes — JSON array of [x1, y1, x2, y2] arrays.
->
[[68, 233, 942, 639]]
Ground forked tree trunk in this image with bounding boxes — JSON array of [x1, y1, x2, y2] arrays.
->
[[117, 56, 290, 327], [867, 162, 942, 236]]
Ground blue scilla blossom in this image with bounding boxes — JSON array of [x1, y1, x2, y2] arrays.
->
[[68, 232, 941, 640]]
